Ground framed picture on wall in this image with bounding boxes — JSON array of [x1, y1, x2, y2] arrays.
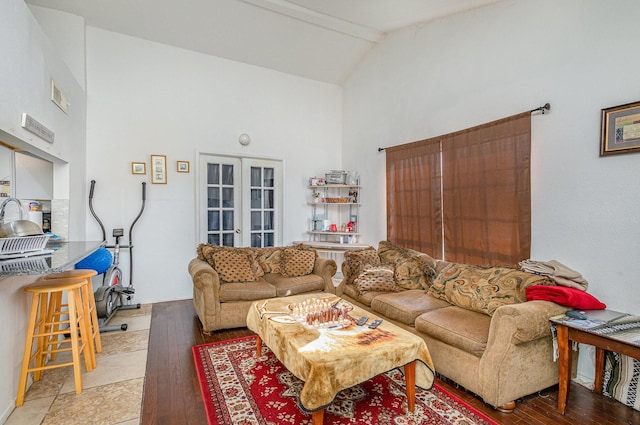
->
[[177, 161, 190, 173], [131, 162, 146, 175], [151, 154, 167, 184], [600, 100, 640, 156]]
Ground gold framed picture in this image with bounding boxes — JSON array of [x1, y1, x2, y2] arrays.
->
[[131, 162, 146, 175], [177, 161, 190, 173], [600, 100, 640, 156], [151, 154, 167, 184]]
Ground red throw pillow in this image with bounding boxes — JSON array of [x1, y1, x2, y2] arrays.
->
[[525, 285, 606, 310]]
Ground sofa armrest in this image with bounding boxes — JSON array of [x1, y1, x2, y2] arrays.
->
[[189, 257, 221, 292], [334, 278, 348, 297], [312, 256, 338, 294], [189, 258, 222, 332], [478, 300, 568, 407], [488, 300, 569, 346]]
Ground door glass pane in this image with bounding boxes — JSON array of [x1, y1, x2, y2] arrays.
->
[[207, 164, 219, 185], [264, 168, 274, 187], [207, 234, 220, 245], [263, 233, 274, 247], [207, 211, 219, 231], [264, 211, 273, 230], [251, 167, 261, 186], [251, 189, 261, 209], [222, 211, 234, 230], [222, 165, 234, 185], [264, 189, 274, 208], [222, 233, 234, 246], [222, 188, 234, 207], [251, 234, 261, 247], [251, 211, 261, 230], [207, 187, 219, 208]]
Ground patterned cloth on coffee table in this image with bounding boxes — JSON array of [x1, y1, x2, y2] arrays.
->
[[246, 293, 435, 412]]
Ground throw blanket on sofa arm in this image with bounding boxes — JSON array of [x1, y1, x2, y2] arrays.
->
[[519, 259, 589, 291]]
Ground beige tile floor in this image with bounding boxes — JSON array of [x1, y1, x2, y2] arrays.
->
[[6, 304, 152, 425]]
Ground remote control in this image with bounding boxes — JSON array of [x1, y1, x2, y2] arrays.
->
[[356, 316, 368, 326], [368, 319, 383, 329], [566, 310, 587, 320]]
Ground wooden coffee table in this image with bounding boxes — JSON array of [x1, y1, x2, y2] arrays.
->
[[246, 293, 435, 425]]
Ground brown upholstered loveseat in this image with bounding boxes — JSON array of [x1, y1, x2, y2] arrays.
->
[[335, 241, 568, 412], [189, 244, 337, 333]]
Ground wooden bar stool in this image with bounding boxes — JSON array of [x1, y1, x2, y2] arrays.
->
[[16, 277, 93, 407], [44, 269, 102, 365]]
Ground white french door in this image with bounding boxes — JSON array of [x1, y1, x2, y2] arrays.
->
[[198, 154, 282, 247]]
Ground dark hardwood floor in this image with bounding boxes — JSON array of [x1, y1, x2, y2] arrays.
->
[[142, 300, 640, 424]]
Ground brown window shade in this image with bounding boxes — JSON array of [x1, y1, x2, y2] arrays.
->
[[386, 139, 443, 258], [386, 112, 531, 266]]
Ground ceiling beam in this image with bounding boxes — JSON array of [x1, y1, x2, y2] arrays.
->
[[238, 0, 385, 43]]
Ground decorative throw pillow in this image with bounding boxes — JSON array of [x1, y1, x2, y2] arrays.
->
[[210, 249, 257, 283], [394, 256, 437, 290], [377, 241, 438, 289], [378, 241, 436, 270], [281, 247, 317, 277], [429, 263, 554, 316], [196, 243, 215, 262], [342, 247, 380, 285], [256, 247, 283, 274], [354, 264, 400, 295], [428, 263, 456, 300], [198, 244, 263, 279]]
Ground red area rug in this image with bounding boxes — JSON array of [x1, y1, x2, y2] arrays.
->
[[193, 335, 497, 425]]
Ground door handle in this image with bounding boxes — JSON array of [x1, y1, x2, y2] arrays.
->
[[235, 228, 241, 234]]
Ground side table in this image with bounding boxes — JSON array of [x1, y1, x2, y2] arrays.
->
[[550, 310, 640, 414]]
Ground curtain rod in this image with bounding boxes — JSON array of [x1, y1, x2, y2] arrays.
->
[[377, 102, 551, 152]]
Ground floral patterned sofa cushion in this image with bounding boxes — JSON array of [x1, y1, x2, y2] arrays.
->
[[256, 247, 283, 274], [427, 263, 555, 316], [378, 241, 437, 290]]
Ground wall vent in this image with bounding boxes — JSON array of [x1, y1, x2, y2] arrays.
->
[[21, 113, 54, 144], [51, 80, 69, 114]]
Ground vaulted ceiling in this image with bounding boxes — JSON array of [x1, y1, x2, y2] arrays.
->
[[25, 0, 504, 84]]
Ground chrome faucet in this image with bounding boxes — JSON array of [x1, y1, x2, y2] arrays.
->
[[0, 198, 24, 225]]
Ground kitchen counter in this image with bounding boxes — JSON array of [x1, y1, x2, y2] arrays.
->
[[0, 240, 104, 276]]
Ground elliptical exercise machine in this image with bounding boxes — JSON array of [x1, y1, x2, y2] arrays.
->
[[88, 180, 146, 332]]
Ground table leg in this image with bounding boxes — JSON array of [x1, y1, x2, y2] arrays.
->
[[255, 335, 262, 357], [312, 408, 324, 425], [556, 325, 570, 415], [405, 361, 416, 412], [594, 347, 605, 395]]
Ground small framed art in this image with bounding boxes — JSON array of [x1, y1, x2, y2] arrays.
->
[[151, 154, 167, 184], [131, 162, 146, 175], [600, 100, 640, 156], [177, 161, 190, 173]]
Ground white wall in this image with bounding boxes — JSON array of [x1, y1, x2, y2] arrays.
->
[[85, 28, 342, 304], [28, 5, 86, 91], [342, 0, 640, 383]]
